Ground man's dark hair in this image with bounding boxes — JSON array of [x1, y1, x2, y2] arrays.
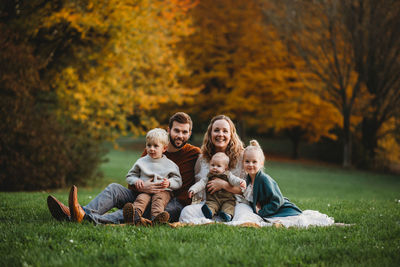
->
[[169, 112, 193, 131]]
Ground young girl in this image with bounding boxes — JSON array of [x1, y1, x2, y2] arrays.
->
[[242, 140, 302, 218]]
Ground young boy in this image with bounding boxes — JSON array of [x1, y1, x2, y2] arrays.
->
[[124, 128, 182, 225], [188, 152, 246, 222]]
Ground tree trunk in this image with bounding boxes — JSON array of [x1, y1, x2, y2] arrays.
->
[[361, 117, 380, 167], [286, 127, 303, 160], [291, 137, 300, 160], [236, 119, 246, 142], [342, 110, 352, 168]]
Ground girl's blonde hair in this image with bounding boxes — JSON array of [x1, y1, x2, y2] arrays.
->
[[244, 139, 265, 163], [201, 115, 244, 169]]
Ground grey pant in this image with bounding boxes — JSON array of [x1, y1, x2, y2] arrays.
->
[[82, 183, 183, 224]]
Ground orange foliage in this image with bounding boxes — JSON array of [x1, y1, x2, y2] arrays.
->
[[179, 0, 340, 142]]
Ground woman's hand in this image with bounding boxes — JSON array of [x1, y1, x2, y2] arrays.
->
[[206, 178, 228, 194]]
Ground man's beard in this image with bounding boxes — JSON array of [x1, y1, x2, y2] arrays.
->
[[169, 135, 187, 149]]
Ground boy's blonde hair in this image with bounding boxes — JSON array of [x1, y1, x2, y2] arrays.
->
[[211, 152, 230, 168], [146, 128, 169, 146], [244, 140, 265, 163]]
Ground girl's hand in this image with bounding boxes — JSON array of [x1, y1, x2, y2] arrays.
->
[[207, 178, 228, 194], [161, 178, 170, 189], [135, 180, 144, 190], [256, 202, 261, 213], [188, 191, 194, 198]]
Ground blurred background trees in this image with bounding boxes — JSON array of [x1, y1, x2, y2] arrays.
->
[[264, 0, 400, 168], [1, 0, 399, 190], [0, 0, 196, 190]]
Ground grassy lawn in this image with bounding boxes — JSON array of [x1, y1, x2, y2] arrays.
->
[[1, 147, 400, 266]]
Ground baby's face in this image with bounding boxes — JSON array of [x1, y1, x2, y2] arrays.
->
[[209, 156, 228, 174]]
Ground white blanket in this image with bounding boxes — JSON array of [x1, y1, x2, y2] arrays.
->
[[179, 203, 335, 228]]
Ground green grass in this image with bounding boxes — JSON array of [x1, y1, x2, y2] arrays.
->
[[1, 148, 400, 266]]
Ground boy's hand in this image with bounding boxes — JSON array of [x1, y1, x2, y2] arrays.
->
[[188, 190, 194, 198], [239, 180, 246, 189], [135, 180, 144, 190], [161, 178, 170, 189]]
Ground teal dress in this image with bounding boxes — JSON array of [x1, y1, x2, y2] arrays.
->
[[246, 171, 302, 218]]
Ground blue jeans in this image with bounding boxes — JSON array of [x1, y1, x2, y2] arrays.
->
[[82, 183, 183, 224]]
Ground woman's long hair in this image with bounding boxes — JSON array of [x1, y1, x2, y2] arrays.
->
[[201, 115, 244, 168]]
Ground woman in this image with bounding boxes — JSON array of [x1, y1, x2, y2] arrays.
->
[[179, 115, 246, 224], [180, 115, 335, 228]]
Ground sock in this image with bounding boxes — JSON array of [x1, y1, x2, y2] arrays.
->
[[201, 204, 213, 219], [218, 211, 232, 222]]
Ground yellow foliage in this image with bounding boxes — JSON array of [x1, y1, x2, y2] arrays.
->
[[377, 118, 400, 165], [41, 0, 197, 140]]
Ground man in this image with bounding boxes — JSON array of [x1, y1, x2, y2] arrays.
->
[[47, 112, 200, 224]]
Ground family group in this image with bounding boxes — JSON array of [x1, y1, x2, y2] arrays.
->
[[47, 112, 333, 228]]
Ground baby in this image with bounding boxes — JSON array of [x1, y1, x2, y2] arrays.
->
[[188, 152, 246, 222], [124, 128, 182, 225]]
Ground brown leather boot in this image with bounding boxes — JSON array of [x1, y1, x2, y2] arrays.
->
[[68, 185, 85, 223], [152, 211, 170, 224], [47, 195, 70, 221], [123, 203, 152, 226], [123, 203, 136, 224]]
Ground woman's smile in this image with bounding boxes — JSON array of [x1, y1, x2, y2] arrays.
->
[[211, 119, 231, 151]]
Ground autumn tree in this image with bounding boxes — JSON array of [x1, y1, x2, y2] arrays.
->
[[178, 0, 278, 129], [40, 0, 197, 139], [0, 24, 107, 190], [343, 0, 400, 167], [264, 0, 371, 167], [1, 0, 196, 190], [178, 0, 340, 158], [265, 0, 400, 168]]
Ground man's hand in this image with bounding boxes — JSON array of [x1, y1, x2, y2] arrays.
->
[[133, 177, 164, 194], [161, 178, 170, 189], [135, 180, 144, 190]]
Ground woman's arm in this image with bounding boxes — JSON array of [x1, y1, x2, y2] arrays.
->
[[207, 155, 245, 194]]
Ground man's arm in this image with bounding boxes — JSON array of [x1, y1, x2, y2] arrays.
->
[[128, 179, 164, 194]]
